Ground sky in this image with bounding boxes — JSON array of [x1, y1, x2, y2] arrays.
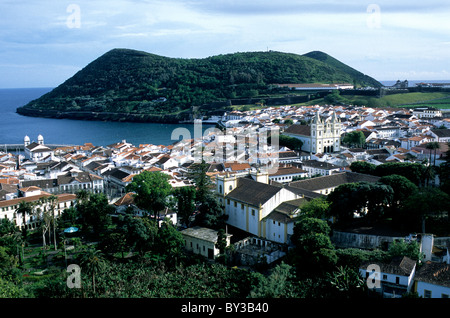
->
[[1, 0, 449, 88]]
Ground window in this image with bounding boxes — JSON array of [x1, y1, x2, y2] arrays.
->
[[234, 201, 237, 207], [442, 294, 449, 298], [395, 277, 400, 285], [382, 274, 387, 280], [227, 199, 230, 205], [424, 290, 432, 298], [241, 203, 244, 209], [251, 209, 255, 216]]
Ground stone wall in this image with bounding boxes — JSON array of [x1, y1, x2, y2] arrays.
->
[[331, 230, 405, 250]]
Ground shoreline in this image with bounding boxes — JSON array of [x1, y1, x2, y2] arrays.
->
[[16, 106, 190, 124]]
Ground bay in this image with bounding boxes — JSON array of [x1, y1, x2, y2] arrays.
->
[[0, 88, 214, 147]]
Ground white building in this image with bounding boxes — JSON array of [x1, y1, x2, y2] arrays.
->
[[24, 135, 54, 162], [283, 112, 342, 154], [359, 256, 417, 298], [216, 171, 303, 244], [415, 262, 450, 298], [0, 189, 76, 230], [181, 226, 232, 260], [412, 107, 442, 119]]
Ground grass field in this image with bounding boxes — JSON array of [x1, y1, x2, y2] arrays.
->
[[226, 91, 450, 111]]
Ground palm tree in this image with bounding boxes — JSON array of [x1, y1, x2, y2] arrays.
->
[[425, 142, 440, 186], [80, 248, 106, 296], [426, 142, 440, 166], [45, 195, 59, 251], [15, 200, 34, 239]]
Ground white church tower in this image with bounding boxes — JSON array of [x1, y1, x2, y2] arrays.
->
[[310, 111, 341, 154], [24, 135, 30, 147], [37, 134, 44, 145]]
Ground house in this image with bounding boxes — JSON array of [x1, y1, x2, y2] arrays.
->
[[300, 159, 341, 177], [428, 129, 450, 143], [181, 226, 232, 260], [412, 107, 443, 119], [414, 262, 450, 298], [359, 256, 417, 298], [0, 190, 76, 229], [216, 171, 301, 243], [268, 164, 308, 183]]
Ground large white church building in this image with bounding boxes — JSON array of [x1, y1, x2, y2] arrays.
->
[[284, 111, 342, 154]]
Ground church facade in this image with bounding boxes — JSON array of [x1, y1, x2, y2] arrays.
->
[[284, 112, 342, 154]]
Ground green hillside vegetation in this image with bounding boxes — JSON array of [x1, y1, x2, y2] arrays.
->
[[18, 48, 381, 119]]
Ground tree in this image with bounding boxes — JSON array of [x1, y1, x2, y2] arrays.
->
[[440, 142, 450, 195], [15, 200, 34, 239], [195, 194, 228, 230], [374, 162, 427, 186], [299, 197, 330, 219], [41, 195, 59, 251], [327, 182, 393, 223], [402, 188, 449, 232], [388, 239, 423, 262], [350, 161, 376, 175], [119, 214, 158, 256], [173, 186, 196, 227], [126, 171, 172, 219], [188, 158, 212, 206], [342, 131, 366, 148], [269, 134, 303, 152], [289, 217, 337, 276], [425, 141, 440, 167], [379, 174, 418, 217], [249, 263, 301, 298], [154, 219, 185, 267], [59, 206, 79, 228], [77, 193, 114, 236], [80, 248, 106, 296]]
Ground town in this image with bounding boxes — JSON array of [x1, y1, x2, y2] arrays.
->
[[1, 101, 450, 299]]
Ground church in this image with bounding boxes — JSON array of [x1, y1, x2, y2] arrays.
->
[[283, 111, 342, 154], [24, 135, 54, 162]]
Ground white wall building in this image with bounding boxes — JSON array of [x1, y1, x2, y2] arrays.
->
[[284, 112, 342, 154]]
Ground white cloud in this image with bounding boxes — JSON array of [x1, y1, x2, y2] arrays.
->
[[0, 0, 449, 87]]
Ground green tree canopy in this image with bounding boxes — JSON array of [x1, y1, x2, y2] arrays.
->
[[77, 193, 114, 236], [350, 161, 376, 175], [342, 131, 366, 148], [289, 217, 337, 276], [126, 171, 172, 218], [173, 186, 196, 227], [298, 197, 331, 219]]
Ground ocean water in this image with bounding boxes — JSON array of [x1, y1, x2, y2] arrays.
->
[[0, 88, 214, 147]]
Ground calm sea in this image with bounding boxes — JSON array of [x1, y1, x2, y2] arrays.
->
[[0, 88, 214, 147]]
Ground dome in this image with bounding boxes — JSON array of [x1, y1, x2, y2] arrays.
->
[[38, 134, 43, 140], [24, 135, 30, 142]]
